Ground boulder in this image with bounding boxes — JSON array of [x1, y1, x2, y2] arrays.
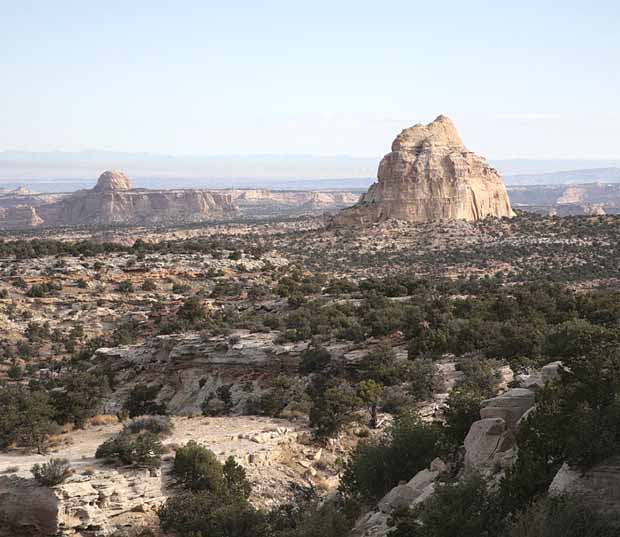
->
[[377, 468, 439, 513], [0, 477, 58, 536], [464, 417, 516, 473], [541, 361, 563, 383], [549, 457, 620, 516], [480, 388, 536, 431], [0, 468, 164, 537], [377, 484, 419, 513]]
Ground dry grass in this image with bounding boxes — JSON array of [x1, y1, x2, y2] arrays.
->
[[61, 423, 75, 434], [47, 434, 75, 449], [87, 415, 119, 427]]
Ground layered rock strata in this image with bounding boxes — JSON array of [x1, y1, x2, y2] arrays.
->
[[334, 115, 514, 224]]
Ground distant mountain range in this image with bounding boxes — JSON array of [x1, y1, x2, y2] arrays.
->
[[1, 151, 620, 192], [504, 167, 620, 186]]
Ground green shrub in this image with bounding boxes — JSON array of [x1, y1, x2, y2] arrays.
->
[[409, 358, 444, 402], [31, 458, 71, 486], [0, 386, 56, 453], [178, 296, 206, 322], [506, 495, 620, 537], [95, 432, 163, 468], [171, 441, 252, 500], [501, 344, 620, 513], [172, 441, 225, 493], [309, 382, 361, 439], [123, 415, 173, 437], [442, 387, 485, 447], [141, 279, 157, 291], [340, 410, 442, 501], [116, 280, 134, 293], [258, 375, 309, 418], [299, 342, 331, 374], [123, 384, 167, 418], [159, 491, 267, 537], [389, 474, 504, 537], [223, 456, 252, 501], [51, 371, 110, 427], [201, 385, 234, 416]]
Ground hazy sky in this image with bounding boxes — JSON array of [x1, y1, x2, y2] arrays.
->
[[1, 1, 619, 159]]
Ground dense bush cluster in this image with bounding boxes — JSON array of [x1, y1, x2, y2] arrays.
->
[[159, 441, 353, 537], [95, 431, 164, 467], [0, 235, 266, 260], [340, 410, 442, 501]]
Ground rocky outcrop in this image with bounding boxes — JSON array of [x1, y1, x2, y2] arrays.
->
[[333, 115, 514, 225], [0, 173, 361, 228], [480, 388, 536, 432], [550, 458, 620, 516], [33, 171, 237, 226], [463, 417, 516, 474], [508, 183, 620, 216], [0, 170, 237, 228], [0, 476, 58, 536], [94, 330, 306, 415], [0, 469, 163, 537], [92, 170, 134, 192], [351, 460, 446, 537], [0, 416, 323, 536], [0, 206, 44, 229], [229, 189, 359, 210], [541, 360, 563, 383], [464, 388, 536, 474]]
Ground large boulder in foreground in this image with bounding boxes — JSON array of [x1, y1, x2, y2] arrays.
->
[[333, 115, 514, 225], [464, 417, 516, 473], [550, 457, 620, 516]]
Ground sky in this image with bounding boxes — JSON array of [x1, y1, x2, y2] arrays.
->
[[1, 1, 619, 160]]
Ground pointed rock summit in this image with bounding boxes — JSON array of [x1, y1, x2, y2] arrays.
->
[[334, 115, 514, 224], [93, 170, 134, 192]]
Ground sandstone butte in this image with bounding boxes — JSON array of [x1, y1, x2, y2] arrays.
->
[[0, 170, 238, 228], [333, 115, 515, 225]]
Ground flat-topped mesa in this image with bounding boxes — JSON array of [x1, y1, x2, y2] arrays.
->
[[30, 170, 238, 226], [333, 115, 515, 224], [93, 170, 134, 192]]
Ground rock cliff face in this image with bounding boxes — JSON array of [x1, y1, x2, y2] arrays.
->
[[334, 115, 514, 224], [94, 330, 305, 416], [0, 206, 44, 229], [508, 182, 620, 216], [44, 171, 237, 226], [0, 173, 361, 229], [228, 189, 359, 208], [19, 171, 238, 227], [0, 470, 163, 537]]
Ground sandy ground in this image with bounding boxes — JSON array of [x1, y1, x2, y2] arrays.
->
[[0, 415, 305, 479]]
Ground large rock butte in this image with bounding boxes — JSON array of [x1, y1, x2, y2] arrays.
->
[[334, 115, 515, 224], [0, 173, 361, 229], [92, 170, 134, 192]]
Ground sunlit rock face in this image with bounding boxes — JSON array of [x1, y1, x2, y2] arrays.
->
[[34, 170, 237, 226], [92, 170, 134, 192], [334, 115, 515, 224]]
